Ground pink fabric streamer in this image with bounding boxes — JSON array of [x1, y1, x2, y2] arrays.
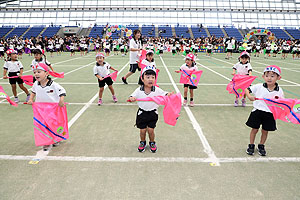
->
[[32, 102, 69, 146], [256, 97, 300, 124], [139, 49, 147, 63], [135, 93, 182, 126], [104, 71, 118, 81], [0, 85, 18, 107], [49, 71, 64, 78], [8, 75, 34, 86], [226, 74, 257, 99], [139, 63, 159, 87], [179, 70, 203, 86]]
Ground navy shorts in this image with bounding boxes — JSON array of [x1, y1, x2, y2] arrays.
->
[[8, 72, 24, 85], [184, 84, 197, 89], [136, 108, 158, 129], [246, 109, 276, 131], [129, 63, 141, 73], [98, 77, 113, 88]]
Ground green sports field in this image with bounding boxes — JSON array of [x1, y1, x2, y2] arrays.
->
[[0, 51, 300, 199]]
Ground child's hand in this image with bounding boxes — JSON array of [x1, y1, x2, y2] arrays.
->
[[248, 96, 256, 101], [3, 75, 8, 79], [167, 92, 174, 96], [98, 77, 104, 81], [128, 97, 136, 102], [27, 100, 33, 105], [18, 74, 22, 78], [175, 70, 180, 73], [157, 69, 160, 72], [231, 72, 235, 76], [58, 100, 65, 107]]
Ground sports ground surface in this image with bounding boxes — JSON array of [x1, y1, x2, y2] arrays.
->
[[0, 51, 299, 199]]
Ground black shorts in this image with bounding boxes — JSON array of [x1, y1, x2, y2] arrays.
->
[[159, 50, 163, 54], [105, 49, 110, 53], [172, 50, 176, 54], [114, 48, 118, 51], [98, 77, 113, 88], [176, 47, 180, 51], [121, 49, 125, 53], [207, 49, 212, 53], [71, 49, 75, 52], [184, 84, 197, 89], [265, 50, 271, 54], [246, 50, 252, 53], [0, 51, 4, 56], [227, 49, 233, 53], [129, 63, 141, 73], [283, 50, 289, 54], [8, 72, 24, 85], [246, 109, 276, 131], [194, 49, 198, 53], [136, 108, 158, 129], [185, 50, 190, 54]]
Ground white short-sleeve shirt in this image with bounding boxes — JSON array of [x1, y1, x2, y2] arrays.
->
[[31, 58, 51, 69], [3, 61, 24, 73], [233, 62, 252, 75], [249, 83, 284, 113], [180, 63, 198, 71], [130, 86, 168, 111], [129, 38, 141, 64], [141, 59, 156, 69], [32, 79, 66, 103], [93, 62, 111, 77]]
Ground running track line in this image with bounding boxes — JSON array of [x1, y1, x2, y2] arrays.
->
[[0, 54, 93, 80], [160, 56, 220, 166], [1, 155, 300, 163], [211, 56, 300, 86]]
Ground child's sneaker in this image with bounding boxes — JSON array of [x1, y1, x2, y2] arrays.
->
[[149, 141, 157, 153], [189, 101, 195, 107], [246, 144, 255, 155], [14, 97, 19, 103], [26, 94, 30, 102], [121, 77, 128, 84], [52, 142, 60, 147], [112, 95, 118, 103], [43, 145, 51, 151], [241, 99, 246, 107], [234, 99, 239, 107], [257, 144, 266, 156], [183, 99, 187, 106], [138, 141, 146, 152], [98, 98, 103, 106]]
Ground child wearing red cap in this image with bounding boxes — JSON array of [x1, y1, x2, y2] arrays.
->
[[27, 62, 66, 151], [245, 65, 284, 156], [175, 53, 198, 107], [2, 49, 30, 103], [94, 53, 118, 105], [231, 51, 253, 107]]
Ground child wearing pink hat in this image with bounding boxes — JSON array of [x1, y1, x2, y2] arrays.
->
[[175, 53, 198, 107], [27, 62, 67, 151], [245, 65, 284, 156], [3, 49, 30, 103], [94, 53, 118, 105], [231, 51, 253, 107]]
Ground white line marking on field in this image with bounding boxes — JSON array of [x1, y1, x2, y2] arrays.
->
[[211, 57, 300, 86], [1, 154, 300, 163], [160, 56, 220, 166], [0, 55, 103, 103], [0, 54, 93, 80]]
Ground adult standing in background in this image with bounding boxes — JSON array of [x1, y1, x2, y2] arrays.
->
[[121, 29, 142, 84]]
